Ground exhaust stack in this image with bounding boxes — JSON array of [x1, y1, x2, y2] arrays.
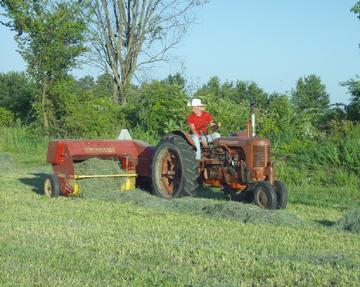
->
[[250, 103, 256, 137], [251, 112, 256, 137]]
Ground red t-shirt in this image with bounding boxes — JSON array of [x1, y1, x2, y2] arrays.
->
[[187, 111, 213, 135]]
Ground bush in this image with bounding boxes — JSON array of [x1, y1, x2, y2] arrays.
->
[[125, 81, 188, 136], [0, 107, 14, 127], [63, 96, 125, 138]]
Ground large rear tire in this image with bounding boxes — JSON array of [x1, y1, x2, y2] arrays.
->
[[152, 135, 198, 198], [252, 182, 277, 209], [273, 180, 288, 209]]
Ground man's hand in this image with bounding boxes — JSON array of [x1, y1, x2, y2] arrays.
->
[[200, 138, 208, 148], [210, 122, 220, 132]]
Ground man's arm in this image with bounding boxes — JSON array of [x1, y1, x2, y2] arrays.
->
[[189, 123, 208, 148], [189, 123, 200, 138]]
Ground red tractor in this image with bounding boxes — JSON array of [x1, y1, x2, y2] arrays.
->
[[45, 106, 287, 209], [151, 105, 288, 209]]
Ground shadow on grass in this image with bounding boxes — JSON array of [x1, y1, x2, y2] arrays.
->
[[193, 186, 227, 201], [314, 220, 336, 227], [19, 173, 48, 195]]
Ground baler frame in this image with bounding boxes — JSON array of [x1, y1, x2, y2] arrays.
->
[[45, 139, 153, 197]]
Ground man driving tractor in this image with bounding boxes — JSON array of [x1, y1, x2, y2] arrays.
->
[[187, 98, 220, 160]]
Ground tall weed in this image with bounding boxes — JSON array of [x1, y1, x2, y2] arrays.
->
[[0, 126, 48, 164]]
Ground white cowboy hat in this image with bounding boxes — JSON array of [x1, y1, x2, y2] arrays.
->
[[187, 98, 204, 107]]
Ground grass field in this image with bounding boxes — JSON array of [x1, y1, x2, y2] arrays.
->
[[0, 154, 359, 286], [0, 129, 359, 286]]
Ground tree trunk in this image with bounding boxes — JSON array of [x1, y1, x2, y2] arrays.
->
[[112, 81, 118, 103], [112, 77, 126, 104]]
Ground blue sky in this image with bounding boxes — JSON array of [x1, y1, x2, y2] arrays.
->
[[1, 0, 359, 104]]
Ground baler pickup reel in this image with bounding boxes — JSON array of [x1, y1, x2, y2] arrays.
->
[[44, 139, 154, 197]]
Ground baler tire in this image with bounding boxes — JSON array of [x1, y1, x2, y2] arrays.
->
[[252, 182, 277, 209], [273, 180, 288, 209], [152, 134, 198, 198], [44, 174, 60, 198]]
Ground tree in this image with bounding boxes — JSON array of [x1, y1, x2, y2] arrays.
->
[[0, 0, 88, 134], [163, 73, 186, 90], [342, 78, 360, 121], [352, 1, 360, 19], [341, 2, 360, 121], [0, 71, 35, 123], [291, 75, 329, 118], [258, 93, 292, 138], [89, 0, 206, 104], [93, 73, 114, 97], [194, 77, 268, 107], [125, 79, 188, 135]]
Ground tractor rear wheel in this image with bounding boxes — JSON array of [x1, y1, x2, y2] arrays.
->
[[252, 182, 277, 209], [44, 174, 60, 198], [273, 180, 288, 209], [152, 135, 198, 198]]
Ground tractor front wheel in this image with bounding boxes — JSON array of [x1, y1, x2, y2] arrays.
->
[[273, 180, 288, 209], [252, 182, 277, 209], [152, 135, 198, 198], [44, 174, 60, 198]]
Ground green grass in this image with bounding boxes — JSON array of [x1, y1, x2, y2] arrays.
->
[[0, 126, 48, 164], [0, 128, 359, 286], [1, 153, 360, 286]]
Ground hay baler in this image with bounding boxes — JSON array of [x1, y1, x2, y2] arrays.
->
[[45, 139, 154, 197]]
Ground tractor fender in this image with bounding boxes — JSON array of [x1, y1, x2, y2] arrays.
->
[[165, 130, 196, 149]]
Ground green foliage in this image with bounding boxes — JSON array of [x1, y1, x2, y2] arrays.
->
[[195, 76, 269, 107], [202, 97, 248, 136], [93, 73, 114, 98], [291, 74, 330, 124], [48, 77, 124, 138], [128, 126, 160, 146], [125, 80, 188, 136], [352, 1, 360, 19], [193, 77, 270, 135], [294, 123, 360, 174], [63, 96, 124, 138], [5, 1, 89, 81], [342, 78, 360, 121], [0, 71, 35, 123], [257, 93, 292, 138], [0, 107, 14, 127], [1, 0, 89, 134], [0, 126, 47, 164], [164, 73, 186, 89]]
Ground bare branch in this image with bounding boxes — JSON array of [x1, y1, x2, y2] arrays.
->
[[88, 0, 206, 103]]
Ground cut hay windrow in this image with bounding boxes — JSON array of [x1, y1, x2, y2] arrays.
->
[[336, 208, 360, 234], [73, 158, 303, 225]]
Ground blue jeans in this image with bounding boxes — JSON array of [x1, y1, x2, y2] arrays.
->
[[191, 132, 220, 160]]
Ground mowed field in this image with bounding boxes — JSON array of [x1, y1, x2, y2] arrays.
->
[[0, 152, 359, 286]]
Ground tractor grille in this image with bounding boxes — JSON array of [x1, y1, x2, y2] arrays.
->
[[253, 145, 269, 167]]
